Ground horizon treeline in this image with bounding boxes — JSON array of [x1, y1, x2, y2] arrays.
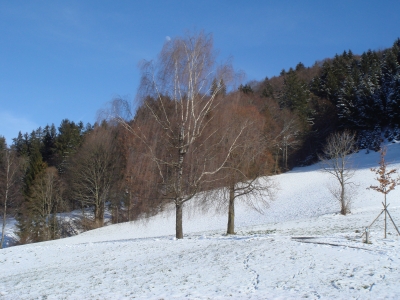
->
[[1, 36, 400, 245], [256, 37, 400, 153]]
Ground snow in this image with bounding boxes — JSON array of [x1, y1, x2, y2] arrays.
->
[[1, 218, 17, 248], [1, 143, 400, 299]]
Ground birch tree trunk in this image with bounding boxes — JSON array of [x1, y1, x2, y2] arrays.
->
[[0, 166, 9, 249], [1, 198, 6, 249], [1, 149, 22, 249]]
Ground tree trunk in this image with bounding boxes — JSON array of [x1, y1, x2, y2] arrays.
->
[[94, 204, 103, 227], [175, 126, 185, 239], [128, 191, 131, 222], [1, 202, 6, 249], [274, 148, 279, 174], [340, 182, 346, 215], [339, 171, 348, 215], [227, 184, 235, 235], [53, 211, 59, 239], [175, 202, 183, 239], [1, 183, 9, 249], [285, 142, 288, 170], [94, 205, 99, 226]]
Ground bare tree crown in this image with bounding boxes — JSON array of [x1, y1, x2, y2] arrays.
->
[[109, 31, 246, 239], [319, 130, 357, 215]]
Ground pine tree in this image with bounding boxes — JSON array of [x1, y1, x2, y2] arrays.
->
[[41, 124, 57, 165], [55, 119, 84, 173], [382, 41, 400, 126], [295, 62, 305, 71], [12, 132, 29, 157], [318, 62, 340, 102], [355, 74, 381, 129], [388, 74, 400, 126], [261, 79, 274, 98], [280, 70, 311, 128], [336, 73, 363, 129], [238, 84, 253, 94], [380, 47, 400, 126]]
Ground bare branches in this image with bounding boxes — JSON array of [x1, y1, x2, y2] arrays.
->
[[28, 167, 65, 241], [201, 100, 278, 234], [319, 130, 357, 215], [69, 126, 119, 227], [0, 147, 24, 248], [110, 31, 241, 239], [263, 102, 302, 172]]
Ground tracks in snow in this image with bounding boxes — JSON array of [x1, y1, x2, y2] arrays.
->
[[243, 250, 260, 292]]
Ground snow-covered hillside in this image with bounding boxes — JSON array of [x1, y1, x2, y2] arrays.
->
[[1, 143, 400, 299]]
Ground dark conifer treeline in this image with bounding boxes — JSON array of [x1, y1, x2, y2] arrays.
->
[[255, 38, 400, 158], [11, 120, 95, 243]]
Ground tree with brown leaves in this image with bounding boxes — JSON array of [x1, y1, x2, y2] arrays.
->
[[207, 100, 277, 235], [368, 147, 400, 238]]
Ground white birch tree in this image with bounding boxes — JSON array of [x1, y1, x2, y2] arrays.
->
[[112, 31, 246, 239], [0, 146, 23, 248]]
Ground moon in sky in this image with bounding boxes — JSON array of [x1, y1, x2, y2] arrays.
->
[[165, 36, 171, 42]]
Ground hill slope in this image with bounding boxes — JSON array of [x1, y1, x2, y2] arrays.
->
[[1, 143, 400, 299]]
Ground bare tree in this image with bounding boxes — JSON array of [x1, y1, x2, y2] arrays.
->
[[319, 130, 357, 215], [69, 125, 119, 228], [367, 147, 400, 238], [28, 166, 65, 241], [112, 31, 248, 239], [263, 101, 302, 173], [0, 147, 23, 248], [114, 126, 160, 222], [280, 115, 302, 171], [207, 100, 277, 234]]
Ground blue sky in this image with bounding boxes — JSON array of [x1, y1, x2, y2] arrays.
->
[[1, 0, 400, 145]]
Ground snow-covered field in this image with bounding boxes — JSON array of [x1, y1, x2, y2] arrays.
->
[[1, 143, 400, 299]]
